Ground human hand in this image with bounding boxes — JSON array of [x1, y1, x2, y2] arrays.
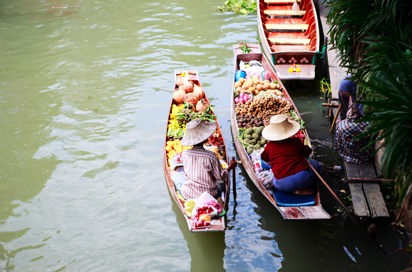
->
[[228, 158, 237, 171]]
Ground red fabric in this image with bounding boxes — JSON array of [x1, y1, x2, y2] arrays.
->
[[261, 138, 312, 179]]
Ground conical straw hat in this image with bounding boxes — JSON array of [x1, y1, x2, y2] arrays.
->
[[181, 118, 216, 146], [262, 114, 301, 141]]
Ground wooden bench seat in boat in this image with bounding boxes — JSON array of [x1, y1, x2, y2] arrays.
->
[[268, 37, 310, 45], [265, 23, 309, 31], [271, 44, 311, 51], [344, 161, 389, 218], [265, 17, 306, 24], [264, 0, 301, 3], [264, 9, 306, 16]]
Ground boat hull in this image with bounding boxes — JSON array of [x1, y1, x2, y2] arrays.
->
[[257, 0, 321, 80], [231, 44, 330, 219], [163, 70, 231, 232]]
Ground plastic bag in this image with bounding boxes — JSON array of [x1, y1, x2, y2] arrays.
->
[[250, 150, 263, 173], [192, 205, 218, 218], [257, 170, 274, 190], [197, 191, 217, 205], [245, 65, 265, 79], [189, 192, 222, 229]]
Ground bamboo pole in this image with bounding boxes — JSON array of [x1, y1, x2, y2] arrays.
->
[[329, 104, 342, 133], [231, 157, 237, 202]]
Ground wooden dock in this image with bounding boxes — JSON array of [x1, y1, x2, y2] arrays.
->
[[318, 1, 389, 218], [344, 162, 389, 218]]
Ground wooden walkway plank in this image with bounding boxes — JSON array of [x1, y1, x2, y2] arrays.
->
[[363, 183, 390, 218], [349, 183, 370, 217], [344, 161, 389, 218], [344, 161, 377, 181]]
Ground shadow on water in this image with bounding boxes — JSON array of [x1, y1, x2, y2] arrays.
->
[[244, 173, 409, 271], [230, 80, 411, 271], [171, 197, 226, 272]]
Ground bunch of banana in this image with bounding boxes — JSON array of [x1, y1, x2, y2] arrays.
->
[[166, 139, 191, 166], [166, 139, 183, 162], [167, 104, 186, 138]]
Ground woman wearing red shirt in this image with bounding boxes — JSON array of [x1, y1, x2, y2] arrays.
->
[[260, 115, 322, 194]]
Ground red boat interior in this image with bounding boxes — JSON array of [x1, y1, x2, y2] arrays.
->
[[260, 0, 318, 52]]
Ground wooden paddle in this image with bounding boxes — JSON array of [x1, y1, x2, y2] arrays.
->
[[307, 160, 350, 213]]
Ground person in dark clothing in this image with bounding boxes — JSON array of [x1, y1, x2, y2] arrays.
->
[[338, 75, 357, 120], [335, 103, 371, 164]]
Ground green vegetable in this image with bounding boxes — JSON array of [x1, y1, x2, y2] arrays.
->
[[289, 109, 305, 129], [177, 105, 216, 124]]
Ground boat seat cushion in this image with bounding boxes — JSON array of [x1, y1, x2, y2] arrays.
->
[[273, 190, 315, 207]]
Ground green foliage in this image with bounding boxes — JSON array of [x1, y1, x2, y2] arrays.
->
[[176, 105, 216, 124], [239, 42, 251, 53], [218, 0, 257, 15], [326, 0, 412, 205], [320, 78, 331, 97]]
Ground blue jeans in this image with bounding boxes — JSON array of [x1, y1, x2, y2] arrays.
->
[[272, 160, 322, 192]]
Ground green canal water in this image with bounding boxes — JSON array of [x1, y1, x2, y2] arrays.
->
[[0, 0, 409, 271]]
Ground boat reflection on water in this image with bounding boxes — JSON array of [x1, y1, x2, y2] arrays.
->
[[171, 198, 226, 272]]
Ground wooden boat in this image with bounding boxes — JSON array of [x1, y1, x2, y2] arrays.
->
[[230, 43, 330, 219], [163, 70, 231, 232], [257, 0, 321, 80]]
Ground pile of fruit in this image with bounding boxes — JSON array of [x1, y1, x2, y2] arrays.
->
[[235, 95, 293, 127], [239, 126, 267, 154], [167, 73, 226, 170], [173, 72, 205, 106], [166, 139, 191, 167], [233, 70, 308, 153], [175, 103, 216, 124], [234, 76, 284, 97], [236, 115, 264, 128], [167, 104, 186, 138], [167, 102, 217, 140]]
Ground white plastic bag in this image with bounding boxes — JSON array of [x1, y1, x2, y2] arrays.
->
[[250, 150, 263, 173], [257, 170, 274, 190]]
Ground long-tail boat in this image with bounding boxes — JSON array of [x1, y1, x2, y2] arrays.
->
[[257, 0, 321, 80], [230, 43, 330, 219]]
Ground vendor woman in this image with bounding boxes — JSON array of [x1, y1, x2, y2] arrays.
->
[[180, 118, 237, 199], [260, 114, 322, 194]]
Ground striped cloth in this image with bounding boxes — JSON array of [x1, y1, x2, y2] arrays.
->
[[180, 146, 228, 200]]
